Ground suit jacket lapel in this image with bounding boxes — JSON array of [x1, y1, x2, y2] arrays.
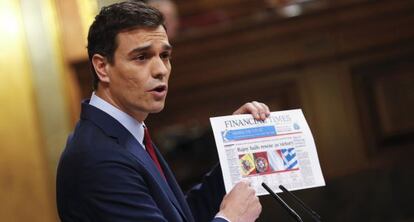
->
[[156, 147, 195, 222], [123, 137, 189, 222], [80, 101, 189, 221]]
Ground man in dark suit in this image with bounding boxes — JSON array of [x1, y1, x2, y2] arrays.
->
[[57, 1, 270, 221]]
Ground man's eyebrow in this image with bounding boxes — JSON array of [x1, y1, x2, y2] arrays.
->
[[163, 44, 173, 51], [128, 43, 173, 56], [128, 44, 151, 55]]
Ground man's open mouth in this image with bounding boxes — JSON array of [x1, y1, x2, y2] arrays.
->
[[150, 85, 167, 93]]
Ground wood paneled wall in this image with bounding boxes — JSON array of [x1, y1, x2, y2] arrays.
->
[[150, 0, 414, 178]]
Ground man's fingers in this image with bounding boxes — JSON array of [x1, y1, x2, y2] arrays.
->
[[233, 102, 254, 118], [231, 180, 255, 200], [251, 101, 270, 120], [219, 179, 262, 222], [251, 101, 262, 119], [233, 101, 270, 120], [232, 180, 251, 193]]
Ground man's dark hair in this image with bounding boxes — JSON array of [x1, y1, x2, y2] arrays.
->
[[87, 1, 165, 89]]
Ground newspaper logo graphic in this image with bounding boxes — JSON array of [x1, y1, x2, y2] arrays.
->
[[279, 148, 298, 170], [293, 122, 300, 130]]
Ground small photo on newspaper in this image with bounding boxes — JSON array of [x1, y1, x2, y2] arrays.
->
[[210, 109, 325, 196]]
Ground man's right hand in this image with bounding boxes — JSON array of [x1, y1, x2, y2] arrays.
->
[[217, 180, 262, 222]]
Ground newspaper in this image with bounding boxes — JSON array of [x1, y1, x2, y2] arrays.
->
[[210, 109, 325, 196]]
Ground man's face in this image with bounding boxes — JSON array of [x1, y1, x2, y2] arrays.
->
[[103, 26, 172, 121]]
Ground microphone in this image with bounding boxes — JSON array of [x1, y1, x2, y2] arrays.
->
[[261, 183, 321, 222], [261, 183, 303, 222], [279, 185, 321, 222]]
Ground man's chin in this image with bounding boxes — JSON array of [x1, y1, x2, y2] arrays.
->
[[149, 104, 165, 114]]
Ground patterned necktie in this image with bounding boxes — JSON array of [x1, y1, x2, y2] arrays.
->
[[143, 127, 166, 179]]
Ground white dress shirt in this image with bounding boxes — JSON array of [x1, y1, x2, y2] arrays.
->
[[89, 92, 145, 149]]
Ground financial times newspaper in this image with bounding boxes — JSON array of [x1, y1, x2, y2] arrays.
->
[[210, 109, 325, 196]]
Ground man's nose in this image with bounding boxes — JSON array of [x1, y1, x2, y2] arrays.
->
[[151, 57, 169, 79]]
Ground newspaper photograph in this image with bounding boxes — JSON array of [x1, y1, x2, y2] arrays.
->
[[210, 109, 325, 196]]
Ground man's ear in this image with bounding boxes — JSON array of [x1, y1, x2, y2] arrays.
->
[[91, 54, 110, 83]]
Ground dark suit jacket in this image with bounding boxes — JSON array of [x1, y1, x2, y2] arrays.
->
[[57, 101, 226, 222]]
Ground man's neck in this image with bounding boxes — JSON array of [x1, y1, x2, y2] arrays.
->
[[95, 88, 148, 123]]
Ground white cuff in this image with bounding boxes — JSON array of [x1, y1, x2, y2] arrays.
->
[[215, 212, 231, 222]]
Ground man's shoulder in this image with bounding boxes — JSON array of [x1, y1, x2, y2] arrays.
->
[[60, 119, 130, 166], [57, 118, 142, 181], [68, 118, 115, 150]]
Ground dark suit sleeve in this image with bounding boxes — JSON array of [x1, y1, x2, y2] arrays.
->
[[186, 164, 227, 222], [80, 153, 168, 222]]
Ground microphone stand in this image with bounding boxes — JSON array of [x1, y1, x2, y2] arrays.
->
[[279, 185, 321, 222], [262, 183, 321, 222], [262, 183, 303, 222]]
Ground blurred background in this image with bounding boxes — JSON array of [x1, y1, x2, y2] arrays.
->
[[0, 0, 413, 221]]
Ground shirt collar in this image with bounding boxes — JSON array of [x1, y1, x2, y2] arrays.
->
[[89, 92, 145, 148]]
